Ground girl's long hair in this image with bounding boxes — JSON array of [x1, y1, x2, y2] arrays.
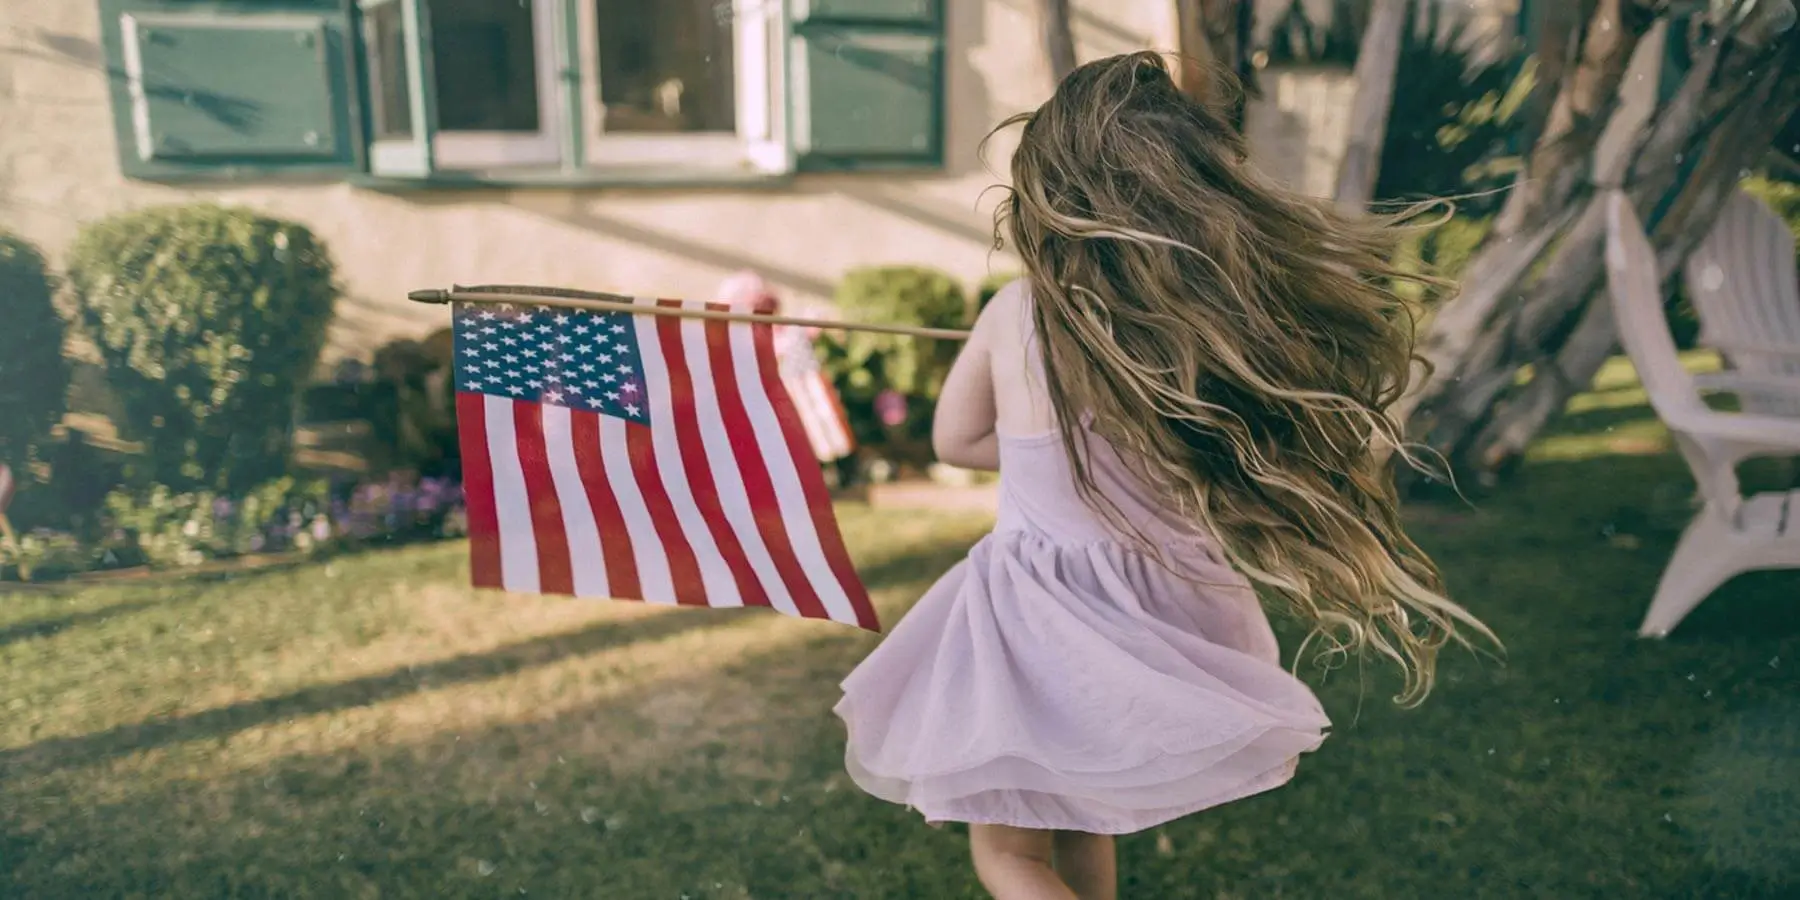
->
[[997, 51, 1496, 706]]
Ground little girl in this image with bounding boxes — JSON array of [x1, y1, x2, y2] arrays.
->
[[833, 52, 1494, 899]]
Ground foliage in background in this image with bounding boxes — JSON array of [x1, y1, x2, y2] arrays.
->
[[1373, 4, 1531, 213], [65, 204, 339, 493], [0, 231, 70, 473], [101, 477, 334, 568], [1264, 0, 1363, 66], [368, 327, 459, 477], [819, 266, 968, 463]]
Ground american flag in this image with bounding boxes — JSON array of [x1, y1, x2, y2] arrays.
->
[[775, 325, 855, 462], [451, 298, 878, 631]]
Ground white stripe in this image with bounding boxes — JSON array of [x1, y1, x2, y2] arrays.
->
[[681, 315, 798, 615], [484, 395, 540, 593], [540, 404, 608, 598], [596, 414, 675, 604], [728, 323, 859, 624], [803, 373, 854, 458], [633, 306, 739, 604]]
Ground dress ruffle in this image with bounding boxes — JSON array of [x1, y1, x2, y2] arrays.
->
[[834, 531, 1330, 835]]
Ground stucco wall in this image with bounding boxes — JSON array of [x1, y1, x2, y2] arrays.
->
[[0, 0, 1176, 363]]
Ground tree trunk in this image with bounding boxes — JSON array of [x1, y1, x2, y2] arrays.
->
[[1174, 0, 1257, 129], [1041, 0, 1078, 85], [1399, 2, 1800, 489], [1393, 0, 1660, 434], [1334, 0, 1411, 210], [1463, 30, 1800, 473]]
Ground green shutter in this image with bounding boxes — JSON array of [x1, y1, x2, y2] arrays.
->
[[787, 0, 945, 172], [98, 0, 363, 181]]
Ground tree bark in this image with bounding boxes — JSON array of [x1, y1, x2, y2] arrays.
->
[[1041, 0, 1078, 85], [1464, 28, 1800, 472], [1333, 0, 1410, 211], [1399, 3, 1800, 488], [1174, 0, 1257, 129], [1392, 0, 1659, 433]]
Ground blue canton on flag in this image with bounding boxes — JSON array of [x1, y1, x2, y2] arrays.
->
[[453, 303, 651, 425]]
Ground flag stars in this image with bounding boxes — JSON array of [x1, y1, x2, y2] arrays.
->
[[453, 303, 646, 420]]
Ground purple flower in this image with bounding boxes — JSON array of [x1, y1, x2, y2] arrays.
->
[[875, 390, 909, 427]]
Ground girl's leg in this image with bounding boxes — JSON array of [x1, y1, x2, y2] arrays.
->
[[969, 824, 1079, 900], [1053, 831, 1117, 900]]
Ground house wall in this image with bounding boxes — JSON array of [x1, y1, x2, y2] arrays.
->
[[0, 0, 1176, 364], [0, 0, 1660, 370]]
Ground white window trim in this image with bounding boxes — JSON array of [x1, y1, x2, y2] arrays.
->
[[361, 0, 426, 176], [433, 0, 564, 169], [576, 0, 788, 173]]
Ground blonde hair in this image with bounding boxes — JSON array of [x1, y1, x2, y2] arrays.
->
[[996, 52, 1496, 706]]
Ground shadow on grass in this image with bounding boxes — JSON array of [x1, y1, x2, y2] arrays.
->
[[0, 598, 168, 650], [0, 539, 972, 777], [5, 450, 1797, 898]]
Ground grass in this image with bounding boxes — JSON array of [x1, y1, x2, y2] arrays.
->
[[3, 358, 1798, 899]]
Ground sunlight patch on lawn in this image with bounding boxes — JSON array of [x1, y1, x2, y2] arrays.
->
[[1, 505, 991, 826], [1526, 418, 1671, 462]]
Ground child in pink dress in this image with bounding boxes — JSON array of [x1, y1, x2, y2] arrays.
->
[[833, 53, 1495, 900]]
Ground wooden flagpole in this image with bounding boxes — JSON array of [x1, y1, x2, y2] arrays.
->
[[410, 284, 974, 341]]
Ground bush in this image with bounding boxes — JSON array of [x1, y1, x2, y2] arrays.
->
[[100, 477, 332, 568], [0, 231, 70, 473], [369, 327, 460, 477], [66, 204, 338, 493], [819, 266, 967, 470]]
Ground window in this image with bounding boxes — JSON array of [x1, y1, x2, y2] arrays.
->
[[363, 0, 562, 172], [576, 0, 784, 170], [99, 0, 947, 184]]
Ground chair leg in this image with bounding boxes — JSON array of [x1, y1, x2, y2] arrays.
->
[[1639, 512, 1745, 638]]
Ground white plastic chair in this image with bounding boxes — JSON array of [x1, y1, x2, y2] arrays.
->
[[1683, 188, 1800, 418], [1604, 190, 1800, 638]]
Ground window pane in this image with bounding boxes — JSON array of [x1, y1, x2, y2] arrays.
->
[[594, 0, 736, 133], [430, 0, 541, 132], [364, 2, 411, 139]]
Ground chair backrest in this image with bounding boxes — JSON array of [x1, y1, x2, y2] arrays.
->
[[1605, 191, 1709, 426], [1684, 188, 1800, 415]]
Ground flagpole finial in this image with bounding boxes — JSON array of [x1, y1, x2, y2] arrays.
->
[[408, 288, 452, 304]]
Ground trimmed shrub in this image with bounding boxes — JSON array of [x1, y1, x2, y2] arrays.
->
[[370, 327, 460, 477], [66, 204, 339, 492], [0, 231, 70, 472], [819, 266, 967, 467]]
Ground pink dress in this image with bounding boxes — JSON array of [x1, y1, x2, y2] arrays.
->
[[833, 425, 1331, 835]]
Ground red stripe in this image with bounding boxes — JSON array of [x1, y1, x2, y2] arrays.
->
[[705, 311, 830, 621], [570, 410, 639, 600], [625, 420, 706, 606], [512, 401, 574, 595], [656, 301, 769, 608], [752, 322, 878, 630], [455, 393, 503, 589]]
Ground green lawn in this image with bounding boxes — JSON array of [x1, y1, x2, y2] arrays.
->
[[3, 358, 1797, 899]]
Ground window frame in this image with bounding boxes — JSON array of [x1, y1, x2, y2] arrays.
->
[[575, 0, 788, 173], [362, 0, 788, 179]]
